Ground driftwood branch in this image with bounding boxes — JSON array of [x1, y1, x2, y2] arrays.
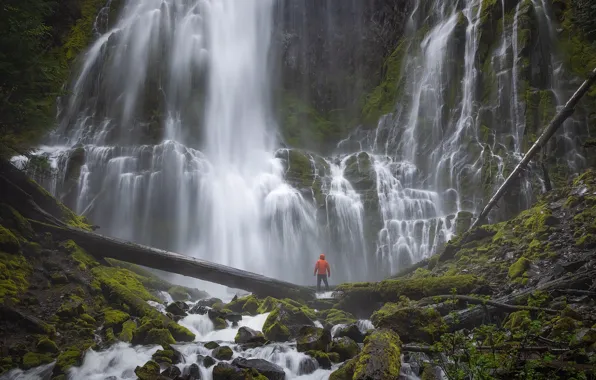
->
[[470, 68, 596, 230], [418, 294, 558, 314]]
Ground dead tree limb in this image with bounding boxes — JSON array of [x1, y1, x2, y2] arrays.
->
[[418, 294, 558, 314], [470, 68, 596, 230]]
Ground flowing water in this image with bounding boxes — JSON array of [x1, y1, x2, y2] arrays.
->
[[17, 0, 588, 282]]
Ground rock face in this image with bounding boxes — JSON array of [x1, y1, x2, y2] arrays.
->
[[232, 358, 286, 380]]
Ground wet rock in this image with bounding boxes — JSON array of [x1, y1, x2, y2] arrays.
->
[[134, 360, 160, 380], [334, 324, 365, 343], [188, 363, 201, 380], [196, 298, 223, 308], [189, 305, 209, 315], [166, 301, 189, 317], [235, 326, 266, 345], [296, 326, 331, 352], [161, 365, 182, 379], [298, 357, 317, 375], [305, 350, 332, 369], [204, 341, 219, 349], [371, 304, 443, 343], [213, 345, 234, 360], [262, 303, 315, 342], [232, 357, 286, 380], [212, 362, 242, 380], [224, 312, 243, 323], [329, 336, 360, 361], [203, 355, 216, 368]]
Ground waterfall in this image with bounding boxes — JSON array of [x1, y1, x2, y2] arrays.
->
[[22, 0, 590, 281]]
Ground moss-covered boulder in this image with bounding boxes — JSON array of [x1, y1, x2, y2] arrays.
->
[[232, 357, 286, 380], [334, 324, 367, 343], [134, 360, 160, 380], [235, 326, 266, 345], [204, 341, 220, 349], [261, 299, 316, 341], [213, 362, 269, 380], [213, 345, 234, 360], [329, 336, 360, 361], [165, 301, 188, 317], [36, 337, 59, 354], [305, 350, 332, 369], [296, 326, 331, 352], [371, 304, 444, 343], [224, 295, 261, 315], [330, 329, 401, 380], [103, 308, 130, 330], [119, 319, 136, 342], [22, 352, 53, 370], [0, 225, 20, 254], [317, 309, 357, 326], [144, 328, 176, 346]]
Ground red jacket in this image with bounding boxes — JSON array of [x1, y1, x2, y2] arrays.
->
[[314, 259, 330, 276]]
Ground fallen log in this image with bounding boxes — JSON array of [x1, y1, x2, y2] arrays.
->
[[418, 294, 558, 314], [402, 344, 569, 354], [29, 221, 316, 302], [470, 67, 596, 229]]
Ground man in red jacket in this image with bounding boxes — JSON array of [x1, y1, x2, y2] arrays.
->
[[313, 253, 331, 292]]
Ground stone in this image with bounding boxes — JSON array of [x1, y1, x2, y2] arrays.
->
[[134, 360, 160, 380], [298, 357, 317, 375], [329, 336, 360, 361], [203, 356, 216, 368], [235, 326, 266, 345], [166, 301, 189, 317], [335, 324, 366, 343], [296, 326, 331, 352], [232, 357, 286, 380], [161, 365, 182, 379], [188, 363, 201, 380], [213, 346, 234, 360], [224, 312, 243, 323], [189, 305, 209, 315], [212, 362, 242, 380], [204, 341, 219, 349]]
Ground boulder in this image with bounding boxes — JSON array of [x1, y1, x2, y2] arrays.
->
[[213, 346, 234, 360], [161, 365, 182, 379], [305, 350, 332, 369], [204, 341, 219, 349], [134, 360, 160, 380], [334, 324, 366, 343], [212, 362, 242, 380], [189, 305, 209, 315], [371, 304, 443, 343], [224, 312, 243, 324], [196, 298, 223, 308], [298, 357, 317, 376], [329, 336, 360, 361], [232, 357, 286, 380], [235, 326, 266, 345], [296, 326, 331, 352], [166, 301, 189, 317], [262, 303, 315, 341], [203, 356, 216, 368]]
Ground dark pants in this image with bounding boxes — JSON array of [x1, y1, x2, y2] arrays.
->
[[317, 274, 329, 292]]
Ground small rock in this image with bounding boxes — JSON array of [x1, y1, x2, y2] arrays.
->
[[208, 309, 224, 321], [134, 360, 160, 380], [189, 305, 209, 315], [212, 362, 241, 380], [196, 298, 223, 308], [224, 312, 243, 323], [188, 363, 201, 379], [166, 301, 189, 317], [329, 336, 360, 361], [298, 357, 317, 375], [203, 356, 216, 368], [296, 326, 331, 352], [204, 341, 220, 349], [232, 357, 286, 380], [161, 366, 182, 379], [235, 326, 266, 344], [212, 345, 234, 360], [334, 324, 365, 343]]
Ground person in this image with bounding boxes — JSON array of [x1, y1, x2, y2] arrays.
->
[[313, 253, 331, 292]]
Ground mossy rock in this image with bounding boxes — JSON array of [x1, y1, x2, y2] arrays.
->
[[212, 345, 234, 360], [504, 310, 532, 330], [305, 350, 332, 369], [54, 347, 85, 375], [508, 257, 530, 279], [57, 296, 86, 318], [371, 304, 444, 343], [329, 336, 360, 361], [134, 360, 160, 380], [225, 295, 261, 315], [103, 308, 130, 330], [22, 352, 52, 370], [213, 316, 227, 330], [261, 299, 316, 341], [119, 319, 136, 342], [317, 309, 357, 326], [167, 286, 190, 301], [144, 328, 176, 346], [36, 337, 58, 354], [204, 341, 220, 349], [151, 348, 173, 365], [296, 326, 331, 352], [354, 329, 402, 380], [0, 225, 20, 254], [0, 251, 31, 304]]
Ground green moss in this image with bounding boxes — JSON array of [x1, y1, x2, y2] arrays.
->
[[306, 350, 332, 369], [0, 251, 31, 304], [317, 309, 357, 326], [144, 328, 175, 346], [353, 329, 402, 380], [212, 346, 234, 360], [167, 286, 190, 301], [371, 304, 444, 343], [508, 257, 530, 279], [0, 225, 20, 254], [60, 240, 98, 270], [36, 337, 58, 354], [152, 348, 174, 364], [22, 352, 52, 369], [55, 347, 84, 374], [213, 317, 227, 330], [204, 341, 220, 349], [330, 337, 360, 361], [361, 38, 408, 126], [225, 295, 261, 315], [504, 310, 532, 330], [263, 317, 291, 342], [57, 295, 86, 318], [119, 319, 136, 342], [329, 359, 356, 380], [79, 313, 97, 325], [134, 360, 160, 380]]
